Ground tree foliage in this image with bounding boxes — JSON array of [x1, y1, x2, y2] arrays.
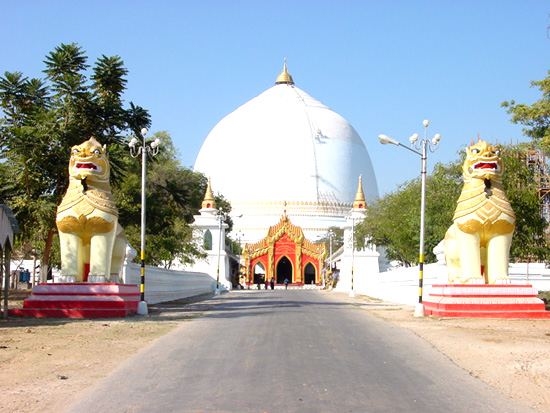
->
[[502, 70, 550, 153], [0, 43, 150, 276], [114, 131, 232, 268], [355, 158, 462, 267], [317, 226, 345, 255]]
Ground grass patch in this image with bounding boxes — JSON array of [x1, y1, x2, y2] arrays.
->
[[538, 291, 550, 311]]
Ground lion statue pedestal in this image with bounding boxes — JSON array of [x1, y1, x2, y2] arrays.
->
[[9, 138, 140, 318], [423, 140, 549, 318]]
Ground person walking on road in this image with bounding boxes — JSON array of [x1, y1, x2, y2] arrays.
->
[[270, 277, 275, 290], [284, 278, 289, 289]]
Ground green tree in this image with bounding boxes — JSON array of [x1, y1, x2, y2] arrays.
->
[[0, 43, 150, 279], [114, 131, 232, 268], [502, 70, 550, 152], [317, 226, 345, 254], [355, 156, 464, 266]]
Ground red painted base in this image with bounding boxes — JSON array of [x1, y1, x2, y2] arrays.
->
[[8, 283, 140, 318], [424, 284, 550, 319]]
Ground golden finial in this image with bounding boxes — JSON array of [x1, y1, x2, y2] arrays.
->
[[353, 175, 366, 210], [202, 177, 217, 209], [275, 58, 295, 85]]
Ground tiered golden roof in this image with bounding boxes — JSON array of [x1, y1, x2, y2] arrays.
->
[[353, 175, 366, 210], [243, 214, 326, 261], [201, 177, 217, 209]]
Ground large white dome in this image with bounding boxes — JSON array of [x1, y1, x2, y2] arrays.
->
[[194, 65, 378, 242]]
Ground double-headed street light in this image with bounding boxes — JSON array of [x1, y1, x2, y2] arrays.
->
[[348, 214, 356, 298], [236, 230, 243, 288], [378, 120, 441, 317], [129, 128, 161, 315], [215, 209, 226, 296]]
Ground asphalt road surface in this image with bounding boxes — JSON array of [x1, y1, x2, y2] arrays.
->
[[68, 290, 531, 413]]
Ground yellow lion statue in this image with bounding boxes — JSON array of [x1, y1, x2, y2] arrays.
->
[[444, 140, 516, 284], [56, 138, 126, 283]]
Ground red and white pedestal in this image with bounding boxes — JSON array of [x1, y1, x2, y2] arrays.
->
[[8, 283, 140, 318], [424, 284, 550, 319]]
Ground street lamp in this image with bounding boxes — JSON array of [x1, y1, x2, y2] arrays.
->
[[236, 230, 243, 288], [215, 209, 226, 296], [350, 215, 356, 298], [378, 120, 441, 317], [327, 230, 334, 288], [128, 128, 161, 315]]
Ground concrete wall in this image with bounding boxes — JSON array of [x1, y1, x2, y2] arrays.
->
[[351, 262, 550, 306], [121, 263, 216, 305]]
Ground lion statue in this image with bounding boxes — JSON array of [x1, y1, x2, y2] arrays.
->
[[444, 140, 516, 284], [56, 137, 126, 283]]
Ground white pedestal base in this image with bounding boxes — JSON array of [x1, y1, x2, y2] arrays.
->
[[414, 303, 425, 317], [137, 301, 148, 315]]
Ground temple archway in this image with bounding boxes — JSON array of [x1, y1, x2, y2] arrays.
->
[[243, 214, 326, 287], [276, 256, 292, 284], [304, 262, 316, 285], [253, 262, 266, 285]]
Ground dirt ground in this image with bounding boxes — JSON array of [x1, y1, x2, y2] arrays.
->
[[1, 289, 549, 413]]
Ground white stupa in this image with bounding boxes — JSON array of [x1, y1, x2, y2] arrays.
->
[[194, 61, 378, 243]]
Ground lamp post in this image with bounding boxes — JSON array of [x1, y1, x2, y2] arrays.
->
[[236, 230, 242, 288], [378, 120, 441, 317], [215, 209, 226, 296], [128, 128, 161, 315], [350, 214, 356, 297], [327, 230, 334, 288]]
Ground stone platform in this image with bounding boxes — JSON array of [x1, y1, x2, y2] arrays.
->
[[423, 284, 550, 319], [8, 283, 140, 318]]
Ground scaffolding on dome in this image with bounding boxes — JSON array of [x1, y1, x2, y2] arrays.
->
[[521, 147, 550, 234]]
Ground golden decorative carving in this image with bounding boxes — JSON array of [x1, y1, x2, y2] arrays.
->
[[57, 215, 115, 245]]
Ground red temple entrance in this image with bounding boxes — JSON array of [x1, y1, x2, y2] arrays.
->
[[242, 214, 326, 287]]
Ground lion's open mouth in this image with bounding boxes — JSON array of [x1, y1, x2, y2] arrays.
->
[[473, 161, 498, 170], [76, 162, 98, 170]]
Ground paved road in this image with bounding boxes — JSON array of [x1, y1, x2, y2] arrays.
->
[[68, 290, 531, 413]]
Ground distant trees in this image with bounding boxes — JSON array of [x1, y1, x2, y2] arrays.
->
[[355, 159, 462, 267], [317, 226, 345, 254], [115, 131, 232, 268], [502, 70, 550, 153]]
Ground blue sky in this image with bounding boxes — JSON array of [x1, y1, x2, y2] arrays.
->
[[2, 0, 549, 195]]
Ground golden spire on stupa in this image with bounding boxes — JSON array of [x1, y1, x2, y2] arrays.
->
[[353, 175, 366, 210], [202, 177, 217, 209], [275, 58, 295, 85]]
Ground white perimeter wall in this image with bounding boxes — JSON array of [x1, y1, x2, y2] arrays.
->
[[350, 262, 550, 306], [122, 263, 216, 305]]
